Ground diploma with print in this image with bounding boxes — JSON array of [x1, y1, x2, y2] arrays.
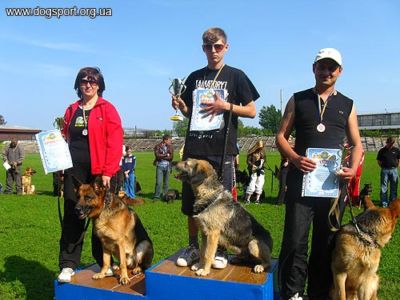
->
[[189, 88, 227, 131], [301, 148, 342, 198], [36, 129, 73, 174]]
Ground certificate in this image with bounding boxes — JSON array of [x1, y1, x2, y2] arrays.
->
[[302, 148, 342, 198], [189, 88, 227, 131], [35, 130, 73, 174]]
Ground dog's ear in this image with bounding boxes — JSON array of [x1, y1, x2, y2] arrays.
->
[[189, 160, 209, 185], [389, 199, 400, 219], [93, 176, 105, 193]]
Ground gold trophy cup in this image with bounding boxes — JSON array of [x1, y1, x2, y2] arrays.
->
[[169, 78, 186, 121]]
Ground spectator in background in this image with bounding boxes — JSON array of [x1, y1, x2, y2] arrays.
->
[[377, 136, 400, 207], [2, 138, 24, 195], [122, 145, 136, 199], [244, 140, 265, 204], [153, 134, 173, 200], [276, 154, 289, 205]]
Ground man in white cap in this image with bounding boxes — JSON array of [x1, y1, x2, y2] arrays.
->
[[275, 48, 363, 300]]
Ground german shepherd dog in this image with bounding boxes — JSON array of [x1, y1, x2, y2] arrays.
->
[[174, 159, 273, 277], [331, 190, 400, 299], [75, 178, 154, 285], [21, 167, 37, 195]]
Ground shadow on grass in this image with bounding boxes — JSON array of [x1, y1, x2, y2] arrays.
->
[[0, 255, 54, 300]]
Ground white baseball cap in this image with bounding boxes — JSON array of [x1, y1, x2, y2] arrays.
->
[[314, 48, 342, 66]]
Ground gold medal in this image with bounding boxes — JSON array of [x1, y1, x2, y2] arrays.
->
[[82, 129, 88, 136]]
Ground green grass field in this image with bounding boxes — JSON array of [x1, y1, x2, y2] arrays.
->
[[0, 152, 399, 299]]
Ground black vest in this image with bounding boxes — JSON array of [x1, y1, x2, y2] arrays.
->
[[293, 88, 353, 156]]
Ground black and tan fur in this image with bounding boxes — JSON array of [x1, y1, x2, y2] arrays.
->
[[21, 167, 36, 195], [331, 191, 400, 300], [174, 159, 273, 277], [75, 178, 153, 285]]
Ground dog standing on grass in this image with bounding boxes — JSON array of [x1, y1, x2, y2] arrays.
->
[[75, 177, 154, 285], [174, 159, 273, 277], [331, 191, 400, 300], [21, 167, 37, 195]]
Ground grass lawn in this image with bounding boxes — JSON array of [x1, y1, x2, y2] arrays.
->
[[0, 151, 399, 299]]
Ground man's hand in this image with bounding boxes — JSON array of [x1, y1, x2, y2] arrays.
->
[[172, 96, 187, 113], [200, 92, 228, 121], [337, 167, 356, 181], [292, 156, 317, 173]]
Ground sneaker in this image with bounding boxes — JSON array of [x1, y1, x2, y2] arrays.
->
[[212, 249, 228, 269], [245, 200, 251, 205], [288, 293, 303, 300], [105, 267, 114, 277], [255, 200, 260, 205], [176, 245, 199, 267], [57, 267, 75, 283]]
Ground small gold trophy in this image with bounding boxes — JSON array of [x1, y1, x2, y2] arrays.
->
[[169, 78, 186, 121]]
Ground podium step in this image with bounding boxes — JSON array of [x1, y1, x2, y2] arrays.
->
[[54, 251, 279, 300], [146, 250, 278, 300], [54, 264, 145, 300]]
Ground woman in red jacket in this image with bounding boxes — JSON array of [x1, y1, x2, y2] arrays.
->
[[57, 67, 123, 283]]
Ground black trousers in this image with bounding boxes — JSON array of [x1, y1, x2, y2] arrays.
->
[[58, 163, 118, 270], [278, 169, 346, 300]]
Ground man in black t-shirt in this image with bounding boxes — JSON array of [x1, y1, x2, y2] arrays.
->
[[171, 27, 260, 270], [377, 136, 400, 207]]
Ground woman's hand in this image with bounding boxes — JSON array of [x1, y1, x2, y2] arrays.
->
[[102, 175, 111, 188]]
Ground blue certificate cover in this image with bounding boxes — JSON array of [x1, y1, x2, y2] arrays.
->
[[302, 148, 342, 198], [36, 130, 73, 174], [189, 88, 227, 131]]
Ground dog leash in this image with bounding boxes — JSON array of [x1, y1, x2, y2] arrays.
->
[[219, 101, 233, 183]]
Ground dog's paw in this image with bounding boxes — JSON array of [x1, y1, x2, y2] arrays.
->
[[92, 272, 106, 280], [195, 268, 210, 276], [132, 267, 142, 275], [119, 275, 131, 285], [191, 263, 200, 271], [253, 264, 265, 273]]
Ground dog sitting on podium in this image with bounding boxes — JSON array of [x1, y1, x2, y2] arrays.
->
[[330, 184, 400, 299], [174, 158, 273, 276], [75, 177, 154, 285]]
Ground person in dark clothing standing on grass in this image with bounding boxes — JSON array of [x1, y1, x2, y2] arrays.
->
[[2, 139, 24, 195], [377, 136, 400, 208], [275, 48, 363, 300], [153, 134, 174, 200]]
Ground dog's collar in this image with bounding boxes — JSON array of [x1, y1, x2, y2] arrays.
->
[[193, 193, 223, 215], [351, 221, 382, 249]]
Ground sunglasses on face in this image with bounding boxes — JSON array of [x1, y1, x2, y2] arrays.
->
[[80, 79, 98, 86], [202, 43, 225, 52]]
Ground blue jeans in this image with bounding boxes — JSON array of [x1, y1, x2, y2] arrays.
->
[[124, 172, 135, 199], [380, 168, 398, 205], [154, 165, 170, 198]]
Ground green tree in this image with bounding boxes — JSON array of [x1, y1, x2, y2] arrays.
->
[[0, 115, 6, 125], [173, 118, 189, 137], [259, 105, 282, 134]]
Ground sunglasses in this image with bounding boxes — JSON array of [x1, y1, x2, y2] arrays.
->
[[202, 43, 225, 52], [80, 79, 98, 86]]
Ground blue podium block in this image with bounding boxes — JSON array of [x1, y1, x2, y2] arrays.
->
[[54, 252, 279, 300], [54, 264, 145, 300], [145, 250, 279, 300]]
